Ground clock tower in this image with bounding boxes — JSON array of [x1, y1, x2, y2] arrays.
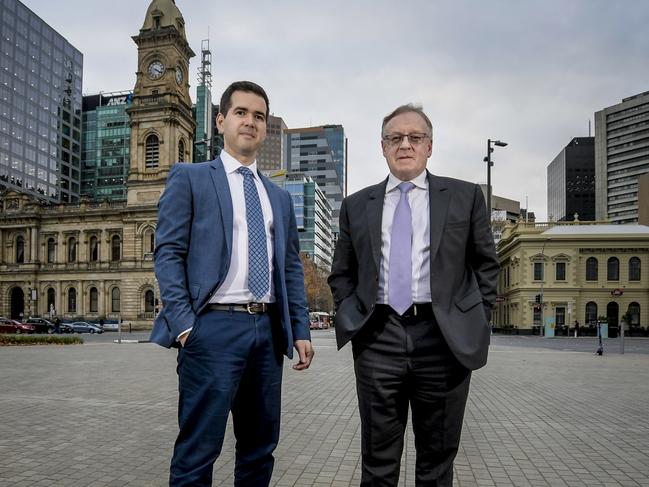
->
[[126, 0, 196, 205]]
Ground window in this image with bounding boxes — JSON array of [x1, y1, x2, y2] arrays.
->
[[586, 257, 598, 281], [111, 235, 121, 261], [533, 262, 544, 281], [178, 139, 185, 162], [585, 302, 597, 325], [111, 288, 121, 312], [145, 290, 155, 313], [607, 257, 619, 281], [555, 262, 566, 281], [629, 257, 641, 281], [149, 232, 155, 253], [86, 287, 98, 313], [89, 236, 98, 262], [68, 288, 77, 313], [16, 235, 25, 263], [627, 302, 640, 326], [47, 238, 55, 263], [145, 134, 159, 169], [67, 237, 76, 262]]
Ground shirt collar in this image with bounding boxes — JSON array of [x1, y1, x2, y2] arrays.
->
[[220, 150, 259, 178], [386, 169, 428, 193]]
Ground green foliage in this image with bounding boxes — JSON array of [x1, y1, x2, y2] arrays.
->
[[0, 334, 84, 346]]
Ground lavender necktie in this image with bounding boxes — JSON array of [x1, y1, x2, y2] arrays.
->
[[389, 182, 415, 315]]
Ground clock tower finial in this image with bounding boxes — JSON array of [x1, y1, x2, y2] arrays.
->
[[126, 0, 196, 206]]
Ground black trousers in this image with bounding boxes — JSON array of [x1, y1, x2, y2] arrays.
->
[[352, 305, 471, 487]]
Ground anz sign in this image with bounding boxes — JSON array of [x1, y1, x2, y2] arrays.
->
[[105, 94, 133, 106]]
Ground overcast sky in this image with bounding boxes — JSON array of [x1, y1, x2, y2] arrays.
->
[[21, 0, 649, 220]]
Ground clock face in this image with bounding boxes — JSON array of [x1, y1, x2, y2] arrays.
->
[[147, 60, 165, 80], [175, 65, 183, 84]]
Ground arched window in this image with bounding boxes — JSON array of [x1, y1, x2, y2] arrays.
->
[[145, 290, 155, 313], [586, 257, 598, 281], [607, 257, 619, 281], [628, 302, 640, 326], [47, 238, 55, 263], [68, 237, 77, 262], [585, 302, 597, 325], [89, 236, 98, 262], [178, 139, 185, 163], [111, 235, 121, 261], [145, 134, 159, 169], [629, 257, 641, 281], [16, 235, 25, 263], [47, 288, 55, 314], [111, 288, 121, 312], [89, 287, 98, 313], [68, 288, 77, 313]]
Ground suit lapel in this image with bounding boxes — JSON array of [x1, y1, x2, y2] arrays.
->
[[367, 179, 388, 273], [209, 157, 233, 259], [427, 171, 450, 268]]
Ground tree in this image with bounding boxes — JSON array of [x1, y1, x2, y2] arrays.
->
[[300, 253, 333, 313]]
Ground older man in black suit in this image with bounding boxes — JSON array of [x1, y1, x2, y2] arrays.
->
[[328, 104, 499, 486]]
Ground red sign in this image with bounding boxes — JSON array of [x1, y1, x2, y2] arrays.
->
[[611, 288, 624, 297]]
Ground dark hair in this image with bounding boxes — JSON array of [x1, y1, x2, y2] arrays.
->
[[381, 104, 433, 137], [219, 80, 270, 119]]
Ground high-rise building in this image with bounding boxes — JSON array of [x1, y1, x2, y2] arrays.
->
[[0, 0, 83, 203], [193, 39, 213, 163], [81, 92, 132, 201], [257, 115, 286, 171], [547, 137, 595, 222], [595, 91, 649, 224], [271, 172, 333, 271], [284, 125, 347, 235]]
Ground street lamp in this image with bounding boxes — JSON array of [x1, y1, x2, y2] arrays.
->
[[484, 139, 508, 215]]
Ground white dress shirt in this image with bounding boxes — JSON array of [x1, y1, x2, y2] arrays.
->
[[210, 150, 275, 304], [376, 169, 431, 305]]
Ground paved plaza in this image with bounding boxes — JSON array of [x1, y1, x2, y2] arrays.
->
[[1, 332, 648, 486]]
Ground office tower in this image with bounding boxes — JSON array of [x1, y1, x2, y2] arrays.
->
[[595, 91, 649, 223], [257, 115, 286, 171], [0, 0, 83, 203], [193, 39, 213, 162], [284, 125, 347, 235], [81, 92, 132, 201], [547, 137, 595, 221]]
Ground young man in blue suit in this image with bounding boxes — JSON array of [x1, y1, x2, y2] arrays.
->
[[151, 80, 314, 486]]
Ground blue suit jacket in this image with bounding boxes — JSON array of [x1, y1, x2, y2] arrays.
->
[[150, 157, 310, 358]]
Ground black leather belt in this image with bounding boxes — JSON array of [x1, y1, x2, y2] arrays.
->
[[377, 303, 434, 319], [208, 303, 270, 314]]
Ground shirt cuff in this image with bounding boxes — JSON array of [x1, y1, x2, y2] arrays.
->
[[177, 327, 192, 342]]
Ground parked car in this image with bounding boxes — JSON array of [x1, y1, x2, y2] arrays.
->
[[0, 317, 36, 334], [68, 321, 103, 334], [24, 317, 55, 334], [58, 322, 74, 334]]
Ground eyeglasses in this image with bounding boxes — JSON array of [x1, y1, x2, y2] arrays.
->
[[382, 133, 430, 147]]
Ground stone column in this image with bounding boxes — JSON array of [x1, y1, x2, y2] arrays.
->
[[56, 280, 62, 317], [100, 280, 107, 317], [31, 227, 39, 263]]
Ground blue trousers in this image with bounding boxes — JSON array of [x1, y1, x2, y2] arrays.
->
[[169, 309, 283, 486]]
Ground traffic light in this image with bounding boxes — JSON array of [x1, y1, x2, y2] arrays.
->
[[535, 294, 541, 303]]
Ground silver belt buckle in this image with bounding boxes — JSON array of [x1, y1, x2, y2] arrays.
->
[[246, 302, 264, 314]]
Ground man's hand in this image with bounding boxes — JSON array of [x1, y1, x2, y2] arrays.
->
[[293, 340, 314, 370]]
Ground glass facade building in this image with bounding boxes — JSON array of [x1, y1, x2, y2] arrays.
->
[[547, 137, 595, 222], [272, 172, 333, 271], [81, 92, 132, 201], [0, 0, 83, 203], [595, 91, 649, 224], [284, 125, 347, 236]]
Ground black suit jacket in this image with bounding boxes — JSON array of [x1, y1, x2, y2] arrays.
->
[[328, 171, 499, 370]]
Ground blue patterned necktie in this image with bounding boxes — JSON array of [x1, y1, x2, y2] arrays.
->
[[388, 182, 415, 315], [237, 166, 269, 300]]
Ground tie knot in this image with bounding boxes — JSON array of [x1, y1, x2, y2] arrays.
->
[[398, 182, 415, 194], [237, 166, 254, 178]]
